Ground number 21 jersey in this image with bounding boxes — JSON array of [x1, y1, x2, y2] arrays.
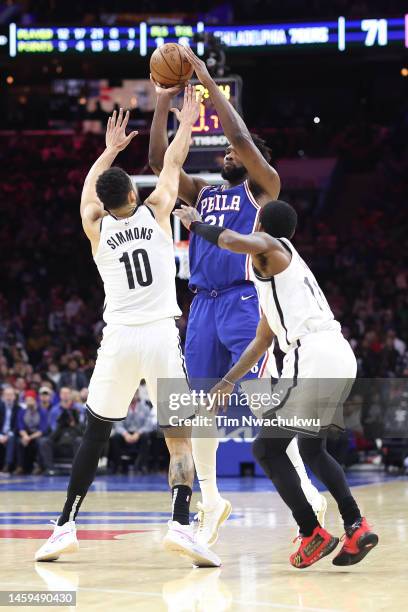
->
[[93, 205, 181, 325], [252, 237, 341, 353], [189, 181, 260, 291]]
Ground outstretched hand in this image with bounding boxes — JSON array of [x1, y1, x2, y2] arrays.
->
[[105, 108, 138, 152], [207, 378, 234, 415], [170, 84, 202, 126], [173, 204, 202, 230], [183, 46, 213, 87], [150, 74, 185, 97]]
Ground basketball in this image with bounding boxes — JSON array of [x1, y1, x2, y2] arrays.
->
[[150, 43, 194, 87]]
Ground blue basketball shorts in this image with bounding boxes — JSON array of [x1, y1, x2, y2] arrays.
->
[[185, 283, 272, 390]]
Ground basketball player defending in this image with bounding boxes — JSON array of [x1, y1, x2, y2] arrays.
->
[[35, 87, 220, 568], [175, 200, 379, 568], [149, 47, 326, 546]]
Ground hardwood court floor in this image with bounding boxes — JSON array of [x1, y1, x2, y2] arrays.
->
[[0, 474, 406, 612]]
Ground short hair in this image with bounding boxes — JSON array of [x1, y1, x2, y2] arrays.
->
[[250, 133, 272, 163], [96, 167, 134, 210], [259, 200, 297, 239]]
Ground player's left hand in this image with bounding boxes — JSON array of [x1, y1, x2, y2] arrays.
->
[[105, 107, 138, 152], [173, 204, 202, 230], [208, 378, 235, 414], [183, 46, 213, 86]]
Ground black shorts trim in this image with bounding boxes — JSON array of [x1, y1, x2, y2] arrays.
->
[[263, 339, 300, 419], [271, 277, 290, 348], [86, 403, 125, 423], [176, 325, 191, 391], [143, 202, 156, 219]]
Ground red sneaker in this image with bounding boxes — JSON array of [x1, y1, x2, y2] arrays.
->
[[290, 526, 339, 569], [332, 517, 378, 566]]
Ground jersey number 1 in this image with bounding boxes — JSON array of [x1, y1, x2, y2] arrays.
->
[[119, 249, 153, 289]]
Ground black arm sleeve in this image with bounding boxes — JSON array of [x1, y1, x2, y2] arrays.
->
[[189, 221, 226, 246]]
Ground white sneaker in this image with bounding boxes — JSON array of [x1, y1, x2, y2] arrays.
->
[[163, 521, 221, 568], [195, 498, 232, 547], [34, 520, 79, 562], [315, 494, 327, 528]]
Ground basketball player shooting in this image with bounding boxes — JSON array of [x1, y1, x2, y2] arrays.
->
[[149, 46, 326, 547], [35, 87, 220, 568], [175, 200, 379, 569]]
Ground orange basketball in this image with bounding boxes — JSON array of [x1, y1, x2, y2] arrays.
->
[[150, 43, 194, 88]]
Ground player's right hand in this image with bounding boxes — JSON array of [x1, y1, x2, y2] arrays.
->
[[106, 108, 138, 152], [150, 75, 185, 97], [208, 378, 235, 414], [176, 84, 203, 126]]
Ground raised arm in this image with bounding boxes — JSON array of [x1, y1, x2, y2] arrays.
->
[[174, 204, 290, 272], [145, 86, 202, 235], [148, 79, 208, 206], [173, 205, 275, 254], [184, 46, 280, 200], [81, 108, 138, 241]]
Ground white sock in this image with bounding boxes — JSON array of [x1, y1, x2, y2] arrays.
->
[[192, 435, 221, 508], [286, 438, 322, 512]]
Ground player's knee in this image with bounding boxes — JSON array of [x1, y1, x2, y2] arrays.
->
[[252, 434, 288, 469], [298, 437, 323, 464], [84, 412, 113, 443], [252, 436, 279, 468]]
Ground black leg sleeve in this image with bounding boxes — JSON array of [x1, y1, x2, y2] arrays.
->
[[252, 427, 319, 536], [298, 437, 361, 527], [58, 412, 113, 525]]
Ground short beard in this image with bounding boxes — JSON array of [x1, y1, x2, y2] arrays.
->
[[221, 165, 247, 183]]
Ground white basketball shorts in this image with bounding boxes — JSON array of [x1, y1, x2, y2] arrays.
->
[[87, 318, 191, 426], [264, 330, 358, 434]]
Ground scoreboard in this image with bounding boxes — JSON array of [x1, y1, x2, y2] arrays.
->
[[6, 23, 205, 56], [208, 17, 406, 51], [2, 15, 407, 57], [171, 78, 242, 151]]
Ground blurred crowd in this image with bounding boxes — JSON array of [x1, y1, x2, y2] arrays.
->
[[0, 382, 169, 475], [1, 105, 407, 472]]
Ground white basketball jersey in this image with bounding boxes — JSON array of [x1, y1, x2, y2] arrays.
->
[[93, 205, 181, 325], [253, 238, 341, 353]]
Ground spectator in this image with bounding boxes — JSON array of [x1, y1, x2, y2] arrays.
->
[[37, 407, 83, 476], [59, 358, 88, 391], [15, 390, 47, 474], [48, 387, 83, 431], [109, 393, 155, 474], [76, 387, 89, 424], [38, 386, 54, 430], [64, 294, 84, 322], [0, 386, 21, 473], [46, 362, 61, 388]]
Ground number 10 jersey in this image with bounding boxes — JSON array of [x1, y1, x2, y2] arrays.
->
[[94, 204, 181, 325], [252, 237, 341, 353]]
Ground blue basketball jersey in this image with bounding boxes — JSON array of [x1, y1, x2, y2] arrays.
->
[[189, 180, 260, 291]]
